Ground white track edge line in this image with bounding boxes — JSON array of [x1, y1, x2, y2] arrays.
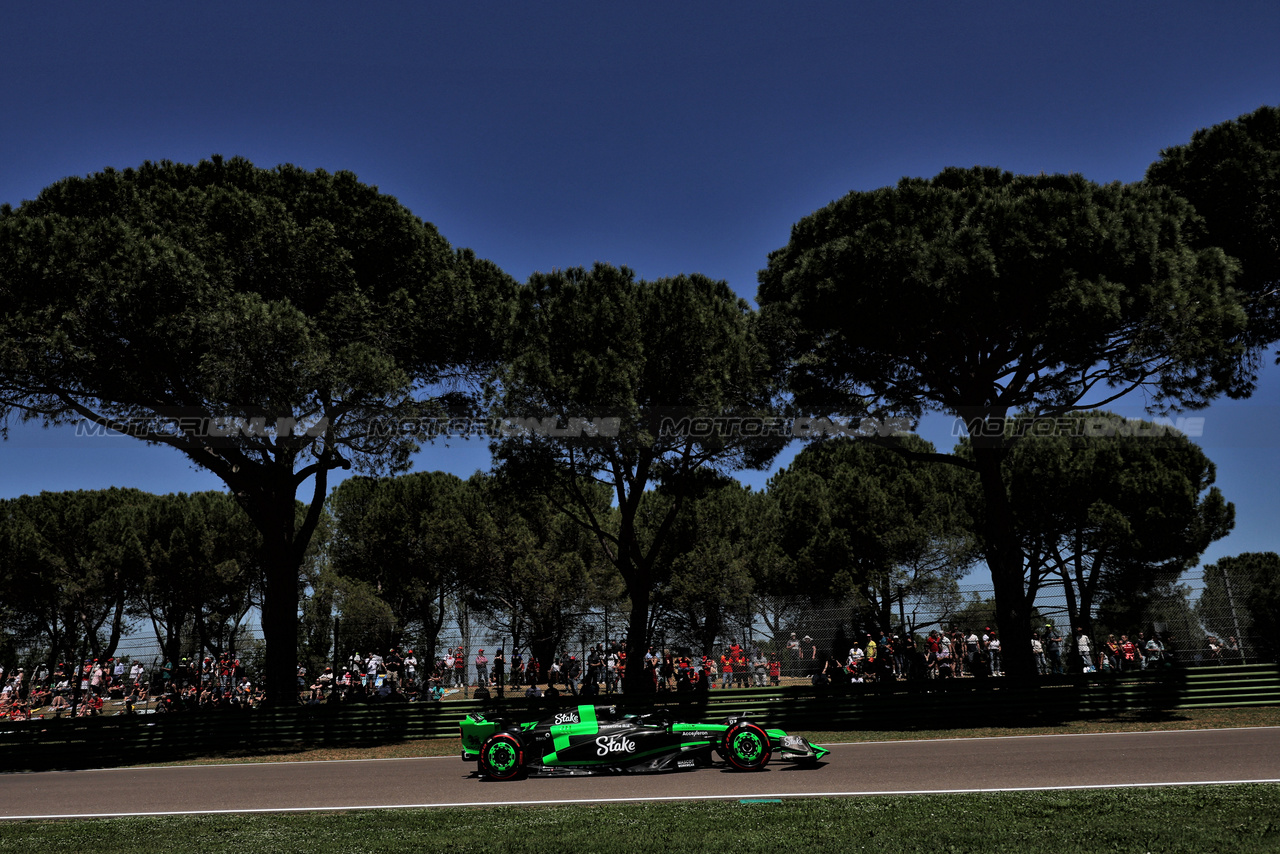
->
[[5, 778, 1280, 821]]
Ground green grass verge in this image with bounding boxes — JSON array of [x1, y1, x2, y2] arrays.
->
[[2, 787, 1279, 853]]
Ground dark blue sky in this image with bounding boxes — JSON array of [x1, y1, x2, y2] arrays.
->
[[3, 2, 1279, 579]]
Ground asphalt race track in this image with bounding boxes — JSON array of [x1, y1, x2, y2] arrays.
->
[[4, 727, 1280, 820]]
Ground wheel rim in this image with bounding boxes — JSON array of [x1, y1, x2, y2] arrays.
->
[[483, 734, 523, 778], [488, 741, 517, 773], [731, 731, 764, 763]]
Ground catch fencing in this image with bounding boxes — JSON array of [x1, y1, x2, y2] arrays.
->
[[430, 569, 1266, 678], [3, 663, 1277, 772], [26, 569, 1264, 686]]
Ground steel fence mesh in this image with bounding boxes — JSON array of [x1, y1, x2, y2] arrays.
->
[[20, 569, 1266, 686]]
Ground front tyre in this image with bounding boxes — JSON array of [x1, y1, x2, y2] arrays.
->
[[723, 721, 772, 771], [479, 732, 526, 781]]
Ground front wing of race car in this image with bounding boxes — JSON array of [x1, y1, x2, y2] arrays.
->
[[460, 704, 828, 779]]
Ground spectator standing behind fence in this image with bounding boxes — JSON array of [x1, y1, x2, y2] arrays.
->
[[385, 648, 403, 687], [752, 646, 767, 687], [892, 635, 906, 678], [988, 632, 1001, 676], [735, 649, 750, 688], [474, 649, 489, 686], [1144, 634, 1164, 667], [567, 655, 582, 695], [1207, 635, 1223, 664], [1043, 627, 1060, 674], [846, 646, 864, 676], [510, 649, 524, 686], [1121, 635, 1138, 671], [1102, 634, 1120, 671], [453, 647, 466, 687], [587, 646, 602, 690], [1074, 627, 1093, 673], [939, 636, 956, 678], [962, 630, 977, 676], [786, 633, 800, 676], [404, 650, 417, 690]]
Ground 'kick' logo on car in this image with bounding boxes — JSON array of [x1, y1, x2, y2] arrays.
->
[[554, 712, 580, 725], [595, 735, 637, 756]]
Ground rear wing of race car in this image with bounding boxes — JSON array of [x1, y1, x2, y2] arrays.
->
[[460, 711, 501, 758]]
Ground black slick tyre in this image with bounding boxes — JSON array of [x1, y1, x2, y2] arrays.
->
[[722, 721, 771, 771], [479, 732, 525, 781]]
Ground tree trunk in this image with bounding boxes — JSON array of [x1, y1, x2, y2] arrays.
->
[[104, 591, 127, 660], [258, 488, 302, 706], [622, 581, 654, 696], [972, 445, 1036, 680], [236, 458, 331, 706]]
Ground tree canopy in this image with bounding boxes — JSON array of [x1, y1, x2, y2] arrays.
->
[[768, 434, 980, 634], [466, 472, 616, 675], [757, 166, 1248, 677], [1198, 552, 1280, 661], [135, 490, 263, 669], [1147, 104, 1280, 369], [327, 471, 487, 667], [647, 482, 770, 655], [996, 412, 1233, 644], [0, 488, 150, 667], [0, 156, 515, 701], [492, 263, 784, 691]]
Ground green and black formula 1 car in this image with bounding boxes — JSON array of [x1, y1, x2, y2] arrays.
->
[[459, 703, 828, 780]]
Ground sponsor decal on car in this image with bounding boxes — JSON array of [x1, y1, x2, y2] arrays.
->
[[595, 734, 637, 756], [554, 712, 581, 725]]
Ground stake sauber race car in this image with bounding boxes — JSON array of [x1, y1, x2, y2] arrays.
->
[[460, 703, 828, 780]]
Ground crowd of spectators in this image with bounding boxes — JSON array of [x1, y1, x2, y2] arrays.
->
[[152, 655, 265, 711], [0, 653, 280, 720], [0, 657, 152, 720], [0, 624, 1243, 720], [807, 624, 1197, 685]]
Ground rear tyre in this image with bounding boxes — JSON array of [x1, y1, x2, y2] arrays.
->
[[722, 721, 772, 771], [479, 731, 526, 781]]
